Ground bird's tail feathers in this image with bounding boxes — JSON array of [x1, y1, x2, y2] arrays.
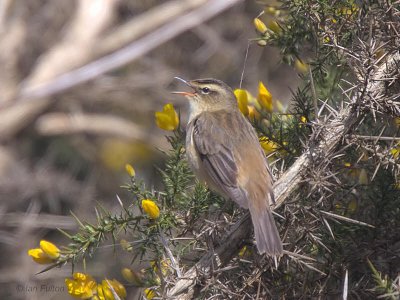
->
[[249, 200, 283, 256]]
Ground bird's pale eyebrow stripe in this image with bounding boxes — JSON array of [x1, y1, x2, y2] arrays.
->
[[193, 79, 221, 85]]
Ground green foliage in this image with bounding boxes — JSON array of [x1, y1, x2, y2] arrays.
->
[[158, 129, 194, 207]]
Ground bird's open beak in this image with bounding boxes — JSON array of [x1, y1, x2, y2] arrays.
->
[[171, 77, 196, 97]]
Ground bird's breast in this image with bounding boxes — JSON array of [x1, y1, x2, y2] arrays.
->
[[185, 122, 206, 181]]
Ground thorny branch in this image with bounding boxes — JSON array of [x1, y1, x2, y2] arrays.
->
[[167, 52, 400, 299]]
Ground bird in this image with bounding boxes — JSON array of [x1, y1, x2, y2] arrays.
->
[[172, 77, 283, 256]]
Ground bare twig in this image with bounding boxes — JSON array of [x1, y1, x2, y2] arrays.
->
[[343, 269, 348, 300], [320, 210, 375, 228], [23, 0, 116, 89], [309, 67, 319, 119], [349, 134, 400, 141], [0, 213, 76, 230], [18, 0, 243, 101], [98, 0, 209, 55], [159, 230, 182, 278], [34, 112, 162, 147], [0, 0, 116, 140]]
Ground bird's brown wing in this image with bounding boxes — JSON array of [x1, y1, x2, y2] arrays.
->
[[191, 111, 282, 255], [191, 111, 249, 208]]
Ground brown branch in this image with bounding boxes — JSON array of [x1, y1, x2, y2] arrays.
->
[[166, 51, 400, 299], [0, 213, 76, 229], [18, 0, 243, 101], [0, 0, 243, 142], [0, 0, 116, 141], [98, 0, 209, 55], [0, 16, 26, 103], [34, 112, 163, 147], [349, 135, 400, 141], [23, 0, 116, 89]]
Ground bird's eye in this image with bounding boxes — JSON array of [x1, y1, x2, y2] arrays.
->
[[200, 87, 210, 94]]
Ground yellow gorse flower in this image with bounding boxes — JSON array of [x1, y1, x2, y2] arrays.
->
[[124, 163, 135, 177], [267, 20, 281, 33], [28, 240, 60, 264], [27, 248, 54, 264], [331, 2, 358, 23], [259, 137, 279, 154], [391, 144, 400, 159], [253, 18, 268, 34], [120, 239, 133, 252], [40, 240, 60, 259], [97, 279, 127, 300], [144, 288, 156, 300], [234, 89, 249, 116], [239, 245, 253, 257], [248, 105, 260, 121], [111, 279, 127, 299], [141, 199, 160, 219], [65, 273, 127, 300], [65, 273, 97, 299], [121, 268, 144, 286], [336, 2, 358, 16], [295, 59, 309, 73], [151, 259, 171, 276], [257, 82, 273, 112], [97, 283, 110, 300], [155, 103, 179, 131], [265, 6, 280, 16], [238, 245, 247, 257]]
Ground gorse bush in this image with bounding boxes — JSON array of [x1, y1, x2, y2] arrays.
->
[[28, 0, 399, 299]]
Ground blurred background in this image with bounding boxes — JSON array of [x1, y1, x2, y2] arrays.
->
[[0, 0, 300, 298]]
